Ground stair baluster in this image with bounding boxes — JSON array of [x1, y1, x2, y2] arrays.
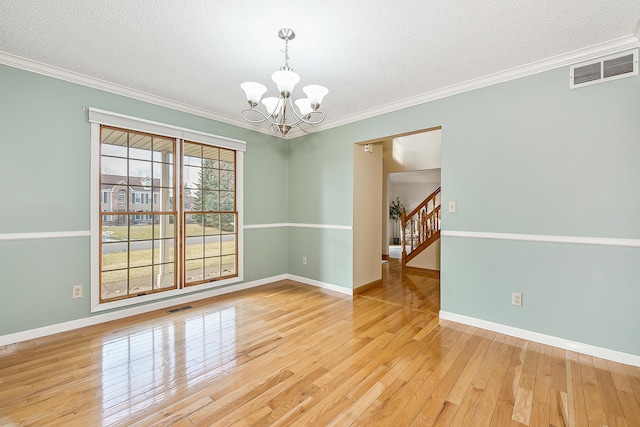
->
[[401, 187, 441, 266]]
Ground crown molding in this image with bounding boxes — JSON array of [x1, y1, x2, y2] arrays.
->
[[3, 35, 639, 142], [0, 51, 279, 138], [298, 35, 640, 137]]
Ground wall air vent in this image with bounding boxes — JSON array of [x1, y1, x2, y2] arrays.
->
[[570, 49, 638, 89]]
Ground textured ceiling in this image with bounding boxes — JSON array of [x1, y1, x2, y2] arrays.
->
[[1, 1, 639, 137]]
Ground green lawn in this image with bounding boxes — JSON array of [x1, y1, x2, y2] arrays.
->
[[101, 240, 236, 298], [102, 241, 235, 271], [101, 224, 236, 299]]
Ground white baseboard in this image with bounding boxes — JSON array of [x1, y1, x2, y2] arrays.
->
[[0, 273, 350, 346], [0, 274, 287, 346], [286, 274, 353, 296], [439, 310, 640, 367]]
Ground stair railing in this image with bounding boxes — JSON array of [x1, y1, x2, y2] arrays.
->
[[401, 187, 441, 265]]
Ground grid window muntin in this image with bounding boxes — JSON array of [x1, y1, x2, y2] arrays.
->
[[183, 141, 238, 286], [91, 109, 245, 312], [100, 126, 177, 302]]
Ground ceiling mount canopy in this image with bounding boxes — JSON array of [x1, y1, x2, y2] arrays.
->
[[240, 28, 329, 137]]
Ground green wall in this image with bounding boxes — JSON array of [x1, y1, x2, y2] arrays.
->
[[2, 52, 640, 357], [0, 64, 288, 335], [288, 62, 640, 355]]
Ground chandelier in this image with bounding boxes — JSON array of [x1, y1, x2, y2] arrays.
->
[[240, 28, 328, 137]]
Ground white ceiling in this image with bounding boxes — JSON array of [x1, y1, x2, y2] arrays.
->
[[1, 1, 639, 137]]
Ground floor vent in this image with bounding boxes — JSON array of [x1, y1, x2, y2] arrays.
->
[[570, 49, 638, 89], [166, 305, 193, 314]]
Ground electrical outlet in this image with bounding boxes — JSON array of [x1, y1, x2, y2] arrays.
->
[[72, 285, 83, 299], [512, 292, 522, 307], [303, 257, 307, 265]]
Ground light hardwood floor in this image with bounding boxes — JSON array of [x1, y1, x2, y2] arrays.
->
[[1, 260, 640, 426]]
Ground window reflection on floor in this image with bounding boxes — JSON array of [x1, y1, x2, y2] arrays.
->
[[99, 307, 236, 422], [184, 308, 237, 388]]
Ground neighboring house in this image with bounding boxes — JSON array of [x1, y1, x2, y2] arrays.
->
[[100, 174, 194, 224], [100, 175, 160, 224]]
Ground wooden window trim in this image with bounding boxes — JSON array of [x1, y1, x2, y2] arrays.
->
[[90, 109, 245, 313]]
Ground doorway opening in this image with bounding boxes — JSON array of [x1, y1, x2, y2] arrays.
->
[[352, 126, 441, 291]]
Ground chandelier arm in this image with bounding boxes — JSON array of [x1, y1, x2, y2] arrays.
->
[[300, 111, 325, 125], [282, 97, 305, 129], [284, 97, 324, 125], [287, 96, 305, 122], [280, 99, 319, 129], [297, 121, 315, 134], [241, 107, 280, 126]]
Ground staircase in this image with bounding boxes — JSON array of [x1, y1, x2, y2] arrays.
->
[[401, 187, 441, 267]]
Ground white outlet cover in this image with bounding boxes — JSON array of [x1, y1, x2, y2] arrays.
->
[[512, 292, 522, 306], [448, 201, 456, 213]]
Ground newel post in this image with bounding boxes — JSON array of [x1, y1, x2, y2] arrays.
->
[[401, 209, 406, 265]]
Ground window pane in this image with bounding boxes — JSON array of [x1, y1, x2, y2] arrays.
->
[[129, 266, 153, 294], [219, 149, 235, 170], [102, 215, 127, 241], [221, 213, 235, 233], [200, 168, 219, 191], [154, 263, 175, 289], [186, 222, 203, 237], [129, 240, 153, 267], [153, 215, 175, 239], [191, 190, 204, 212], [129, 160, 152, 185], [220, 192, 234, 212], [204, 257, 221, 280], [203, 191, 219, 211], [183, 190, 197, 212], [102, 127, 127, 143], [152, 163, 173, 188], [102, 242, 128, 271], [183, 142, 202, 164], [102, 270, 127, 300], [221, 255, 236, 275], [220, 171, 234, 191], [153, 240, 175, 264], [185, 259, 203, 283], [153, 138, 174, 162], [221, 239, 235, 256], [183, 166, 201, 189], [102, 156, 128, 178], [129, 223, 153, 241], [128, 133, 152, 157], [204, 214, 219, 235], [183, 155, 201, 167], [157, 189, 171, 211], [205, 238, 220, 258], [185, 237, 204, 259], [129, 146, 152, 161], [202, 145, 218, 162], [101, 143, 127, 158]]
